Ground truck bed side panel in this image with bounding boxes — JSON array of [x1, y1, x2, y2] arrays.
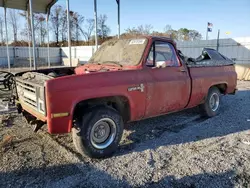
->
[[187, 65, 237, 108]]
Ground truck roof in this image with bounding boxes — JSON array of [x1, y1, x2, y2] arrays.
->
[[145, 35, 173, 40], [140, 35, 176, 46]]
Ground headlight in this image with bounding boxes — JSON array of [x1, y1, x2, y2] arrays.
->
[[39, 100, 45, 112], [37, 87, 45, 101], [37, 86, 45, 113]]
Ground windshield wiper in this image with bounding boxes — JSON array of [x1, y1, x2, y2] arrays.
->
[[85, 61, 101, 65], [91, 62, 101, 65], [102, 61, 123, 67]]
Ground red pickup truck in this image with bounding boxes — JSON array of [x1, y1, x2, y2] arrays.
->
[[14, 36, 237, 158]]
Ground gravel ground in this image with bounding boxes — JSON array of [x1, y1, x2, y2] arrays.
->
[[0, 81, 250, 188]]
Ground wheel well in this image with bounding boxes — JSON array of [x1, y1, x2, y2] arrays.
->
[[73, 96, 131, 123], [213, 83, 227, 94]]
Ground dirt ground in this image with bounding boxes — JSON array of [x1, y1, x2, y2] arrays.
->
[[0, 81, 250, 188]]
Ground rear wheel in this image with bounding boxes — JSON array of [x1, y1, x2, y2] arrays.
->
[[72, 106, 124, 158], [200, 87, 221, 117]]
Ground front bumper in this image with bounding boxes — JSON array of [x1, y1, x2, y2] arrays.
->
[[17, 100, 47, 122]]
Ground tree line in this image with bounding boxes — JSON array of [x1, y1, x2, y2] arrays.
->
[[0, 6, 202, 47], [0, 5, 111, 47], [123, 24, 202, 41]]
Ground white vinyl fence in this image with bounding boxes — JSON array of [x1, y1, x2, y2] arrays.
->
[[177, 37, 250, 65], [61, 46, 99, 64], [0, 37, 250, 68], [0, 47, 61, 67]]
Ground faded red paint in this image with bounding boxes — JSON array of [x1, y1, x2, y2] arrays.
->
[[187, 66, 237, 108], [25, 36, 237, 134]]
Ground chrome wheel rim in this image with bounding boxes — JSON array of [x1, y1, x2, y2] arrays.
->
[[90, 118, 117, 149], [209, 93, 220, 111]]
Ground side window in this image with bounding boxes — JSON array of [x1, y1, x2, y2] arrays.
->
[[146, 41, 180, 67]]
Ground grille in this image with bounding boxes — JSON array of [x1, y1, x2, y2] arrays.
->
[[16, 78, 46, 115]]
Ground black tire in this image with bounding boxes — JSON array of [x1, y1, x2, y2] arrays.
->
[[200, 87, 221, 117], [72, 106, 124, 158]]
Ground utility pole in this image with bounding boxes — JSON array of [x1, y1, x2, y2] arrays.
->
[[116, 0, 120, 39], [216, 29, 220, 51], [66, 0, 72, 67], [206, 27, 208, 40], [46, 12, 51, 67], [4, 7, 10, 71], [0, 20, 3, 44], [94, 0, 98, 51], [29, 0, 37, 70]]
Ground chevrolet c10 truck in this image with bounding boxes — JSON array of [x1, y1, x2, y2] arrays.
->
[[14, 36, 237, 158]]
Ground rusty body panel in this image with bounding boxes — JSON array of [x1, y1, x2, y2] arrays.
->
[[187, 66, 237, 108], [144, 67, 191, 117], [15, 36, 237, 134]]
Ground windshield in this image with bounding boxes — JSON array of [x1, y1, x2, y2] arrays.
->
[[88, 38, 148, 66]]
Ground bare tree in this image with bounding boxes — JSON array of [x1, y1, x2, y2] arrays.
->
[[72, 12, 84, 44], [19, 11, 30, 39], [97, 14, 110, 39], [60, 10, 68, 42], [50, 5, 63, 45], [20, 12, 44, 44], [124, 27, 140, 36], [8, 9, 19, 43], [163, 24, 172, 33], [50, 6, 86, 45], [125, 24, 153, 36], [163, 25, 178, 39], [81, 18, 94, 45], [0, 16, 4, 44], [137, 24, 153, 35], [34, 14, 46, 45], [188, 30, 202, 41]]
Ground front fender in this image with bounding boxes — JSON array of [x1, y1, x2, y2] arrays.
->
[[46, 88, 136, 134], [69, 92, 135, 121]]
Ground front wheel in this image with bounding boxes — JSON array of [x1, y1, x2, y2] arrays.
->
[[72, 106, 124, 158], [200, 87, 221, 117]]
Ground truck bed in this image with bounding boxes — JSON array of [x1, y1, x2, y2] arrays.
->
[[187, 65, 237, 108]]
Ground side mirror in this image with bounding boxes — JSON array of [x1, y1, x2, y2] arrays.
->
[[155, 61, 167, 68]]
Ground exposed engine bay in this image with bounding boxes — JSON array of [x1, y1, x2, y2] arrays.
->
[[13, 67, 75, 115], [16, 67, 76, 79], [0, 67, 75, 116]]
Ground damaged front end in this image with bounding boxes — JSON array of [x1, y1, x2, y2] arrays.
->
[[0, 71, 49, 132], [15, 72, 51, 132], [0, 67, 75, 132], [16, 72, 49, 116], [13, 67, 75, 132]]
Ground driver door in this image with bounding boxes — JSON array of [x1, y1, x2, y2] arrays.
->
[[144, 41, 191, 117]]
